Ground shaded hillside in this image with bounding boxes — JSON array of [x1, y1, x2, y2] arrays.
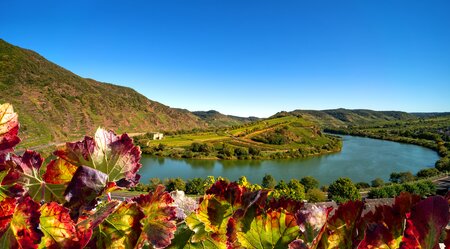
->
[[0, 39, 206, 147], [192, 110, 260, 127], [272, 109, 417, 128]]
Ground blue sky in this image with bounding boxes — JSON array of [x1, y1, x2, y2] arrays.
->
[[1, 0, 449, 117]]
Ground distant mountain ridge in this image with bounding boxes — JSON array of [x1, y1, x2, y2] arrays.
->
[[0, 39, 208, 147], [272, 109, 418, 127], [192, 110, 260, 127]]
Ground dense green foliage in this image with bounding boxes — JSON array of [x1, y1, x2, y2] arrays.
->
[[261, 174, 277, 189], [328, 177, 361, 203], [300, 176, 320, 192], [368, 180, 436, 198]]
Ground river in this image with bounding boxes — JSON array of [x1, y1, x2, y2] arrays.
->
[[138, 135, 439, 185]]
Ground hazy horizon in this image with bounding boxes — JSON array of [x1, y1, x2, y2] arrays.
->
[[1, 0, 449, 117]]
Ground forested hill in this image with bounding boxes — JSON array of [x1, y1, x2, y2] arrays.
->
[[272, 109, 418, 127], [0, 39, 207, 147], [192, 110, 260, 127]]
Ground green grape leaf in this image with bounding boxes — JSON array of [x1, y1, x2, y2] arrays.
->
[[228, 208, 300, 249], [0, 103, 20, 155], [168, 224, 226, 249], [38, 202, 84, 249], [0, 196, 43, 248], [86, 202, 144, 249], [132, 185, 177, 248], [400, 196, 449, 249]]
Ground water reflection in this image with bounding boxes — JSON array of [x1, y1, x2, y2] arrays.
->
[[138, 135, 439, 185]]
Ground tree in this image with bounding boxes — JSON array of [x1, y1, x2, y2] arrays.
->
[[222, 144, 234, 157], [262, 174, 277, 189], [234, 147, 249, 157], [306, 188, 327, 203], [185, 177, 205, 195], [248, 147, 261, 156], [416, 168, 440, 178], [390, 171, 415, 184], [371, 178, 384, 187], [148, 177, 162, 191], [287, 179, 306, 200], [300, 176, 319, 192], [355, 182, 370, 189], [328, 177, 360, 203], [435, 157, 450, 172], [165, 178, 186, 192]]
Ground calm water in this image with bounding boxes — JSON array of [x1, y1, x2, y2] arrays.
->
[[138, 135, 439, 185]]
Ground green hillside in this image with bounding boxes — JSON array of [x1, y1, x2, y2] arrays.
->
[[192, 110, 260, 127], [0, 39, 207, 148], [273, 108, 417, 128]]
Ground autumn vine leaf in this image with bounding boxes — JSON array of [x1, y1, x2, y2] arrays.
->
[[86, 201, 144, 249], [400, 196, 449, 249], [0, 103, 20, 155], [39, 202, 84, 249], [132, 185, 178, 248], [319, 200, 364, 249], [53, 128, 142, 187], [10, 150, 66, 203], [0, 196, 43, 248]]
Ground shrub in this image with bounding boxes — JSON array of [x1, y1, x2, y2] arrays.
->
[[306, 188, 327, 202], [300, 176, 319, 192], [416, 168, 440, 178], [328, 177, 361, 203], [185, 177, 205, 195], [390, 171, 415, 183], [165, 178, 186, 192], [355, 182, 370, 189], [371, 178, 385, 187], [262, 174, 277, 189]]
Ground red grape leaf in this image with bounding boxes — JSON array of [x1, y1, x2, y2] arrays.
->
[[11, 150, 66, 203], [53, 128, 141, 188], [0, 103, 20, 155], [319, 200, 364, 248], [86, 201, 144, 249], [75, 200, 121, 247], [43, 159, 77, 185], [63, 165, 108, 220], [400, 196, 449, 249], [0, 196, 43, 248], [39, 202, 85, 249], [358, 193, 424, 248], [133, 185, 177, 248]]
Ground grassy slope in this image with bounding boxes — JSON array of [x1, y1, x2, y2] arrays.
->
[[192, 110, 260, 127], [0, 39, 207, 148]]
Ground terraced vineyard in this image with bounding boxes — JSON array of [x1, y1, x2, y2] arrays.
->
[[136, 115, 342, 160]]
